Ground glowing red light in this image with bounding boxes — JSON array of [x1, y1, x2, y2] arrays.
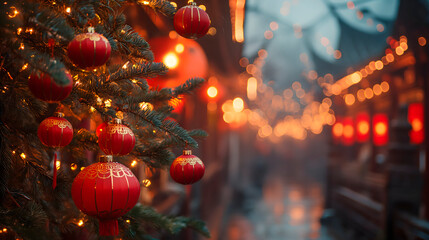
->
[[408, 103, 424, 144], [342, 117, 355, 146], [356, 112, 370, 143], [373, 114, 389, 146]]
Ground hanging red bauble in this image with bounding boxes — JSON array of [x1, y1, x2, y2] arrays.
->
[[170, 149, 205, 185], [174, 2, 210, 39], [71, 155, 140, 236], [38, 112, 73, 148], [98, 119, 135, 156], [28, 71, 73, 103], [67, 27, 111, 69]]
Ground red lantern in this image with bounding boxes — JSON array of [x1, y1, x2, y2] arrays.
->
[[98, 119, 135, 156], [332, 117, 343, 144], [373, 114, 389, 146], [28, 71, 73, 103], [342, 117, 355, 146], [356, 112, 370, 143], [170, 149, 205, 185], [71, 155, 140, 236], [67, 28, 111, 69], [38, 112, 73, 148], [174, 2, 210, 39], [408, 103, 424, 144], [148, 37, 208, 89]]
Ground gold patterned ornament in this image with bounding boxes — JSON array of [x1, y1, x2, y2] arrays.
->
[[170, 149, 205, 185]]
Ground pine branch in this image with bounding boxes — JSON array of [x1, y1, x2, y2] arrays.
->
[[20, 50, 72, 86], [0, 114, 11, 204], [109, 61, 167, 82], [125, 204, 210, 238], [33, 6, 75, 42], [173, 78, 206, 96], [135, 0, 177, 17]]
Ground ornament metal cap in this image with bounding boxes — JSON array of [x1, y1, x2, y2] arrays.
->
[[183, 149, 192, 155], [54, 112, 65, 118], [113, 118, 122, 124], [99, 155, 113, 163]]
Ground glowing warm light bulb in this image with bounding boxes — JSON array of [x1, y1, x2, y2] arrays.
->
[[418, 37, 427, 46], [358, 121, 369, 135], [412, 119, 423, 131], [364, 88, 374, 99], [232, 98, 244, 112], [375, 122, 387, 135], [344, 94, 355, 106], [65, 7, 71, 13], [207, 86, 218, 98], [142, 179, 151, 187], [333, 123, 343, 137], [20, 153, 26, 159], [131, 160, 137, 167], [380, 81, 390, 92], [77, 219, 84, 226], [8, 6, 19, 18], [163, 52, 179, 69], [70, 163, 77, 171], [175, 44, 184, 53], [375, 60, 383, 70], [55, 161, 61, 170], [21, 63, 28, 70], [223, 112, 234, 123], [104, 99, 112, 107], [139, 102, 153, 110], [247, 77, 257, 100], [396, 47, 404, 55], [373, 84, 382, 95], [343, 125, 354, 138]]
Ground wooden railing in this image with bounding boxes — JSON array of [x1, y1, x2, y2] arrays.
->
[[330, 168, 387, 239], [394, 211, 429, 240]]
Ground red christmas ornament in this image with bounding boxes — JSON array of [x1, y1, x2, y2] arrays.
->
[[28, 71, 73, 103], [174, 2, 210, 39], [67, 27, 111, 69], [170, 149, 205, 184], [71, 155, 140, 236], [38, 112, 73, 189], [38, 112, 73, 148], [98, 119, 135, 156]]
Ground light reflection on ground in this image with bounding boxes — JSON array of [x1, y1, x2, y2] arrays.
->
[[225, 176, 332, 240]]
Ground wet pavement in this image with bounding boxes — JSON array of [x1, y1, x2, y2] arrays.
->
[[223, 176, 334, 240]]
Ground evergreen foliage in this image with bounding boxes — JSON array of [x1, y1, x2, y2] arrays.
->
[[0, 0, 209, 239]]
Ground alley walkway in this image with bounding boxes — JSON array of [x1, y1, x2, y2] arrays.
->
[[222, 176, 333, 240]]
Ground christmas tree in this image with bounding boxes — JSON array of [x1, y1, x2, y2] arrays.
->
[[0, 0, 210, 239]]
